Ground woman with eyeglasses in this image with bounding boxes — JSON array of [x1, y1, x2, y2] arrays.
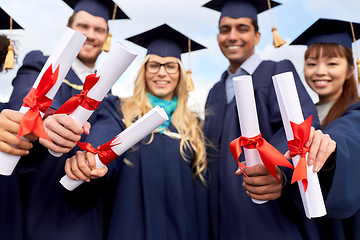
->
[[64, 24, 210, 240]]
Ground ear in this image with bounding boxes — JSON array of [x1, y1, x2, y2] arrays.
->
[[254, 31, 261, 46], [347, 64, 355, 79]]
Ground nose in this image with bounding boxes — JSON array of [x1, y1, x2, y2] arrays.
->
[[84, 28, 95, 41], [228, 27, 238, 42], [157, 65, 167, 76], [315, 63, 327, 76]]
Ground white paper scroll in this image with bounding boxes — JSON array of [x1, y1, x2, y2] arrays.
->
[[0, 27, 86, 176], [60, 105, 169, 191], [272, 71, 326, 219], [50, 42, 137, 157], [233, 75, 267, 204]]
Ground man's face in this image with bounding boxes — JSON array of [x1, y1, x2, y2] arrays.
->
[[69, 10, 108, 67], [217, 17, 260, 69]]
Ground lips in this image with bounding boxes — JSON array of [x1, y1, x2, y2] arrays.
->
[[82, 43, 96, 50], [313, 80, 331, 87], [228, 45, 240, 49], [154, 80, 170, 86]]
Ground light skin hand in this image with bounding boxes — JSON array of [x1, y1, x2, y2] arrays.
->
[[284, 127, 336, 172], [235, 162, 284, 201], [0, 109, 37, 156], [64, 150, 107, 182], [39, 114, 91, 153]]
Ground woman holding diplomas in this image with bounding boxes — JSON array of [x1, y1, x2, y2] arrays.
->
[[64, 24, 210, 240], [290, 18, 360, 240]]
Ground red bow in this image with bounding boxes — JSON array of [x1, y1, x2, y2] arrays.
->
[[55, 74, 101, 115], [77, 137, 121, 165], [230, 133, 294, 181], [288, 115, 313, 192], [18, 64, 59, 142]]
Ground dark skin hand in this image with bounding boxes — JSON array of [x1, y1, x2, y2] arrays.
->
[[234, 127, 336, 201], [236, 163, 284, 201]]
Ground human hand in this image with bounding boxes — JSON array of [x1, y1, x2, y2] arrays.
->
[[64, 150, 108, 182], [305, 127, 336, 172], [237, 164, 284, 201], [39, 114, 89, 153], [0, 109, 37, 156]]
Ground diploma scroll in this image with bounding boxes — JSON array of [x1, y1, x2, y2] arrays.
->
[[272, 71, 326, 218], [50, 42, 138, 157], [0, 27, 86, 176], [233, 75, 267, 204], [60, 105, 169, 191]]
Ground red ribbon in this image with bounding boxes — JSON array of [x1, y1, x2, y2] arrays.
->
[[77, 137, 122, 165], [18, 64, 59, 142], [288, 115, 313, 192], [230, 133, 294, 181], [55, 74, 101, 115]]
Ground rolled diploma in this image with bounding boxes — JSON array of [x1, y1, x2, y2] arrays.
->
[[60, 105, 169, 190], [272, 71, 326, 218], [50, 42, 137, 157], [233, 75, 267, 204], [0, 27, 86, 176]]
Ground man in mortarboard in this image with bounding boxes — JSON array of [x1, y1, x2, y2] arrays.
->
[[0, 1, 129, 240], [202, 0, 320, 239]]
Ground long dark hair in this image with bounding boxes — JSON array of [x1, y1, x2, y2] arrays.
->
[[305, 43, 360, 128]]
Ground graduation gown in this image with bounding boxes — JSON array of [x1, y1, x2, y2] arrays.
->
[[307, 102, 360, 240], [66, 95, 210, 240], [204, 59, 320, 240], [0, 50, 105, 240]]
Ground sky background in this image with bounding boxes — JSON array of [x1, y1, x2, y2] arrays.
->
[[1, 0, 360, 117]]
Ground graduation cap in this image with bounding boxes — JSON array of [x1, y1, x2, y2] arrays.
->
[[126, 24, 206, 91], [63, 0, 129, 52], [203, 0, 286, 48], [202, 0, 280, 22], [0, 7, 23, 70], [291, 18, 360, 83]]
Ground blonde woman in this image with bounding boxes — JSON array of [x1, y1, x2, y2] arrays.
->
[[64, 24, 209, 240]]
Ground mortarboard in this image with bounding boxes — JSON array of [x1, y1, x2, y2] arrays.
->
[[0, 7, 22, 30], [125, 24, 205, 60], [0, 7, 23, 69], [63, 0, 129, 52], [203, 0, 286, 48], [126, 24, 206, 91], [290, 18, 360, 49], [291, 18, 360, 83], [62, 0, 129, 21], [202, 0, 280, 22]]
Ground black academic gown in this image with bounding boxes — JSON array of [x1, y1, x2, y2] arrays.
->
[[66, 95, 211, 240], [0, 50, 105, 240], [204, 59, 321, 240], [300, 102, 360, 240]]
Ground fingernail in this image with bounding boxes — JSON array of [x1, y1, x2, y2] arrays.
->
[[91, 170, 98, 176], [313, 165, 320, 172], [308, 159, 314, 166], [242, 182, 245, 187], [85, 179, 90, 182]]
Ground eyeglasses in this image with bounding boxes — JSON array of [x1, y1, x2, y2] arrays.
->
[[145, 61, 180, 74]]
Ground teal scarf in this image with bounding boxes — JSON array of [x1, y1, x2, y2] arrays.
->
[[147, 92, 178, 133]]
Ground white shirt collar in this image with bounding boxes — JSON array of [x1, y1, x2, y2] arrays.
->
[[71, 58, 96, 83], [226, 53, 262, 76]]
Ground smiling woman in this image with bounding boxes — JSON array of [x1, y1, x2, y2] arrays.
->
[[291, 18, 360, 128], [64, 23, 211, 240]]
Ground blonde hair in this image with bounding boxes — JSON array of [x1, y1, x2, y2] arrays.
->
[[121, 54, 207, 184]]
